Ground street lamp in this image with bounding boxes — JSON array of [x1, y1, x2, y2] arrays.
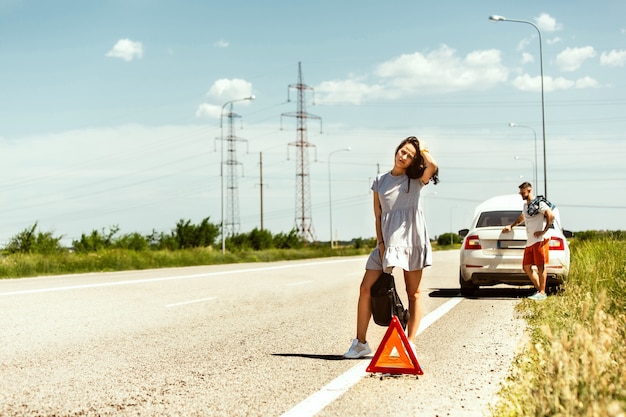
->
[[328, 147, 351, 249], [490, 15, 548, 199], [514, 156, 536, 187], [509, 123, 538, 192], [220, 95, 255, 254]]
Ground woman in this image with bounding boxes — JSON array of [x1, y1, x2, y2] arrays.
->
[[344, 136, 439, 359]]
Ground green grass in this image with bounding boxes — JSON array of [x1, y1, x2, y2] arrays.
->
[[0, 246, 376, 279], [0, 241, 457, 279], [492, 238, 626, 416]]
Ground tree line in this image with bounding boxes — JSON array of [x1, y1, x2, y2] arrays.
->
[[2, 219, 306, 255]]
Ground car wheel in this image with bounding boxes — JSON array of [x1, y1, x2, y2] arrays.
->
[[547, 284, 562, 295], [459, 271, 477, 296]]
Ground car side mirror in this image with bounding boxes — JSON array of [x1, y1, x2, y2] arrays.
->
[[458, 229, 469, 238], [563, 229, 574, 238]]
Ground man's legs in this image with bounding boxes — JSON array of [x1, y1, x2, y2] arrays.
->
[[536, 239, 549, 294], [523, 240, 548, 295], [523, 263, 540, 291], [536, 264, 547, 294]]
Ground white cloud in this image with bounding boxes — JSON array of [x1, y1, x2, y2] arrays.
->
[[214, 39, 229, 48], [195, 103, 222, 119], [206, 78, 253, 101], [315, 79, 382, 105], [600, 49, 626, 67], [511, 74, 541, 92], [556, 46, 596, 72], [516, 37, 531, 52], [106, 39, 143, 62], [380, 46, 508, 91], [521, 52, 534, 64], [195, 78, 254, 119], [545, 76, 577, 91], [512, 74, 575, 92], [575, 76, 599, 88], [547, 36, 562, 45], [535, 13, 562, 32], [315, 45, 508, 104]]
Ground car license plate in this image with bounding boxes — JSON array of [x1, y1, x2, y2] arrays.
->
[[498, 240, 525, 249]]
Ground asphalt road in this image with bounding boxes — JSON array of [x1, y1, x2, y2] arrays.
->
[[0, 251, 529, 416]]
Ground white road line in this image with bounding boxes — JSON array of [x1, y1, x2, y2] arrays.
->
[[0, 258, 361, 297], [416, 295, 464, 334], [165, 296, 217, 308], [280, 297, 464, 417]]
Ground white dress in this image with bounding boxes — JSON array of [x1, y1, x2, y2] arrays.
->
[[365, 171, 432, 272]]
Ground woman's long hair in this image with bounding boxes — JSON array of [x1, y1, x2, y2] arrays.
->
[[396, 136, 439, 184]]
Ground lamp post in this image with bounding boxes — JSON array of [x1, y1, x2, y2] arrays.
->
[[220, 95, 255, 254], [514, 156, 536, 187], [490, 15, 548, 199], [328, 147, 351, 248]]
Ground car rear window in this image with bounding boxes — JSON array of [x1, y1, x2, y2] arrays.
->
[[476, 211, 522, 227], [476, 210, 557, 229]]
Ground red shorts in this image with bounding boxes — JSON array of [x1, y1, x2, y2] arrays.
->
[[523, 239, 549, 266]]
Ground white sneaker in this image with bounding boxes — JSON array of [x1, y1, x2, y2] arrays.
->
[[343, 339, 371, 359], [528, 291, 547, 301]]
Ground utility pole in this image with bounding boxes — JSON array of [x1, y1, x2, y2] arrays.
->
[[281, 62, 322, 242], [259, 152, 264, 231]]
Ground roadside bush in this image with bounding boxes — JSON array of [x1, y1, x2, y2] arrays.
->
[[352, 237, 376, 249], [72, 226, 120, 253], [437, 232, 460, 246], [574, 229, 625, 241], [272, 229, 304, 249], [226, 228, 274, 252], [113, 232, 149, 251], [3, 223, 64, 255], [171, 218, 220, 249], [247, 228, 273, 250], [225, 233, 249, 251]]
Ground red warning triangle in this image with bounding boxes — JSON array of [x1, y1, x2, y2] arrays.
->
[[366, 315, 423, 375]]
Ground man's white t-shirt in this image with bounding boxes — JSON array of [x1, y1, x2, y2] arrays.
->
[[522, 201, 549, 247]]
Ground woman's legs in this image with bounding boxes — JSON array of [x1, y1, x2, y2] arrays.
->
[[403, 269, 424, 341], [356, 269, 381, 343]]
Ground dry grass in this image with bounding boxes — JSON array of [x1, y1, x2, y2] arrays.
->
[[492, 239, 626, 417]]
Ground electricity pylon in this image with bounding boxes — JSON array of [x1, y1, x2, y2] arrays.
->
[[281, 62, 322, 242]]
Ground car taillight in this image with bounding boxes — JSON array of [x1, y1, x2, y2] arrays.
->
[[464, 235, 482, 250], [549, 236, 565, 250]]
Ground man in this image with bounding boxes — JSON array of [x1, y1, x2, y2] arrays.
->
[[502, 182, 555, 300]]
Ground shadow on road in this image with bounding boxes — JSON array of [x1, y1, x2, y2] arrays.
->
[[428, 286, 536, 300], [428, 288, 462, 298], [271, 353, 348, 361]]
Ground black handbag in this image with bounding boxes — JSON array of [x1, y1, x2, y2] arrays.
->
[[370, 272, 410, 330]]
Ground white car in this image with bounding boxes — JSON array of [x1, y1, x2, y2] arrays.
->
[[458, 194, 572, 296]]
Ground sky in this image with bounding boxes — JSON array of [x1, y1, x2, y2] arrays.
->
[[1, 0, 625, 247]]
